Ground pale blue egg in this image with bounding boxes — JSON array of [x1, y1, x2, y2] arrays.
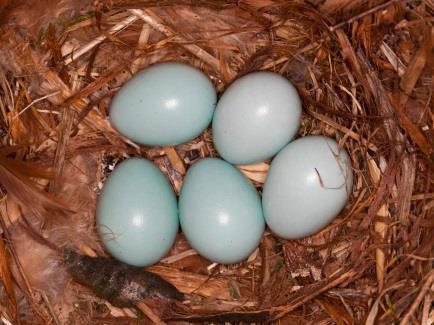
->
[[212, 71, 302, 164], [96, 158, 178, 267], [179, 158, 265, 264], [262, 136, 353, 239], [110, 62, 217, 146]]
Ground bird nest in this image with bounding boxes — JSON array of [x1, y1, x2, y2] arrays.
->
[[0, 0, 432, 324]]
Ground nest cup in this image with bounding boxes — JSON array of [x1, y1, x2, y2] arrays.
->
[[0, 1, 432, 324]]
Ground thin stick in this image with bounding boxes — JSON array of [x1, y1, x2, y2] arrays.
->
[[135, 302, 166, 325], [64, 15, 139, 65], [330, 0, 406, 32], [128, 9, 224, 74]]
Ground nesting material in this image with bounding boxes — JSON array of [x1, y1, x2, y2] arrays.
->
[[0, 1, 433, 324]]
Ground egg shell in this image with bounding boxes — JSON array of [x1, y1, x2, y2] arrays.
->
[[96, 158, 178, 267], [262, 136, 353, 239], [212, 71, 302, 164], [110, 62, 217, 146], [179, 158, 265, 264]]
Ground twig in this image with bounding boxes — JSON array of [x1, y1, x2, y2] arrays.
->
[[63, 15, 139, 65], [400, 271, 434, 325], [128, 9, 225, 75], [330, 0, 407, 31]]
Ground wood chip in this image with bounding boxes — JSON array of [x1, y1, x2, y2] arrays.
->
[[164, 146, 186, 175], [147, 265, 231, 300]]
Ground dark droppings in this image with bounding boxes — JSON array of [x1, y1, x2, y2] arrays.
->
[[63, 249, 184, 307]]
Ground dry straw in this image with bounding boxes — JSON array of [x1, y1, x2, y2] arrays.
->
[[0, 0, 433, 324]]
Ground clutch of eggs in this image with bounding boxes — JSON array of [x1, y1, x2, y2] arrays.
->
[[96, 62, 354, 266]]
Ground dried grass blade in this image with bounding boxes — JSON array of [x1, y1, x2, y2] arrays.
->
[[396, 153, 416, 225], [357, 50, 406, 153], [49, 107, 75, 193], [366, 281, 405, 325], [367, 155, 389, 292], [307, 107, 378, 152], [330, 0, 404, 31], [362, 156, 399, 229], [400, 271, 434, 325], [380, 41, 406, 76], [63, 14, 139, 65], [0, 157, 71, 220], [388, 94, 434, 161], [399, 27, 433, 96], [271, 269, 359, 319], [0, 235, 17, 320], [128, 9, 226, 76], [335, 30, 365, 87]]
